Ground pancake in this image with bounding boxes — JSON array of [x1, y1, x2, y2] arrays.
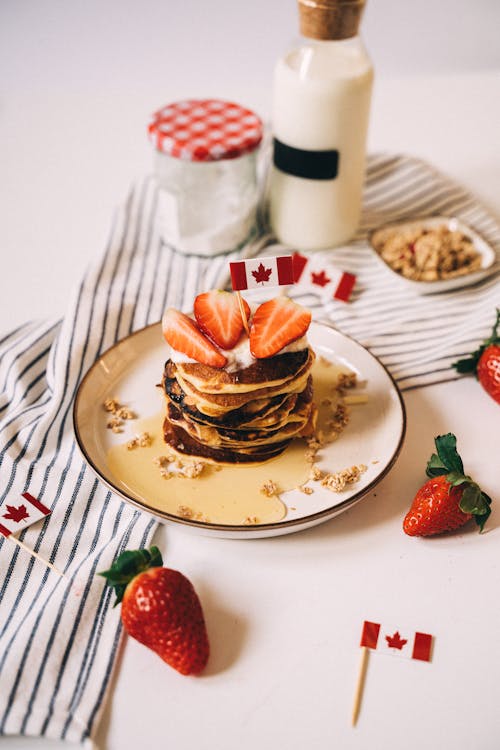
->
[[171, 352, 314, 417], [176, 349, 310, 394], [167, 392, 313, 448], [163, 368, 292, 427], [170, 393, 298, 432], [163, 419, 292, 464], [227, 394, 299, 430], [161, 345, 316, 465]]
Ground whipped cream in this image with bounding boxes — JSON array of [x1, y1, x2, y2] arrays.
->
[[169, 333, 309, 372]]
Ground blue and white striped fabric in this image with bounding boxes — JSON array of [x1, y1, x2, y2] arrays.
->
[[0, 154, 498, 746]]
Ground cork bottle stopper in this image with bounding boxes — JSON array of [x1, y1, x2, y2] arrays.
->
[[298, 0, 366, 41]]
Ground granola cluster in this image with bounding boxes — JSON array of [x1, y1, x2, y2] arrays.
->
[[153, 453, 206, 480], [321, 464, 367, 493], [373, 224, 481, 282], [126, 432, 152, 450], [103, 397, 136, 433], [260, 480, 281, 497], [177, 505, 210, 523], [336, 372, 358, 391]]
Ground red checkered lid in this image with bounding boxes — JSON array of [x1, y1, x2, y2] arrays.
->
[[148, 99, 263, 162]]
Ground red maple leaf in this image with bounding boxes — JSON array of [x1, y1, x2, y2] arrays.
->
[[385, 631, 408, 650], [252, 263, 273, 284], [311, 269, 331, 287], [2, 504, 30, 523]]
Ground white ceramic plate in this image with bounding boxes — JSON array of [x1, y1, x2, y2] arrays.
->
[[73, 321, 406, 539], [370, 216, 496, 294]]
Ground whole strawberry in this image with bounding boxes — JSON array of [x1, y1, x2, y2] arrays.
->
[[453, 308, 500, 404], [99, 547, 209, 675], [403, 433, 491, 536]]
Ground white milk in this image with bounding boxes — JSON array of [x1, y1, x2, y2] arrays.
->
[[269, 37, 373, 249]]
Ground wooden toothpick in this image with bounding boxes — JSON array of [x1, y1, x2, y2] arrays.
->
[[236, 291, 250, 336], [9, 535, 67, 579], [351, 646, 369, 726]]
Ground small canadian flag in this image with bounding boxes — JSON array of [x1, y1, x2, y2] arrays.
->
[[0, 493, 51, 538], [293, 252, 356, 303], [360, 620, 434, 662], [229, 252, 356, 303], [230, 255, 295, 291], [353, 620, 434, 724]]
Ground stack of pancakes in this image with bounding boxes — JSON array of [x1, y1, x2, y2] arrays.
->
[[162, 348, 317, 464]]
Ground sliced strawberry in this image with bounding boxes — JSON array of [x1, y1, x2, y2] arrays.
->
[[194, 290, 250, 350], [162, 308, 227, 368], [249, 297, 311, 359]]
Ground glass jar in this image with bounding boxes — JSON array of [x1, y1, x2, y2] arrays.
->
[[148, 99, 263, 256]]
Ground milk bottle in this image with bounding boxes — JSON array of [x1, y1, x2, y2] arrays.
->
[[269, 0, 373, 249]]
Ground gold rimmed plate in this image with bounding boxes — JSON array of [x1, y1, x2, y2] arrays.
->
[[73, 321, 406, 539]]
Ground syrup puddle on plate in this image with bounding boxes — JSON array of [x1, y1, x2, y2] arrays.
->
[[107, 357, 353, 526]]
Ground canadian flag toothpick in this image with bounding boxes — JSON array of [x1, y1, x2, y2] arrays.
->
[[229, 255, 295, 291], [360, 620, 433, 662], [0, 492, 51, 537], [229, 254, 296, 334], [292, 252, 356, 303], [352, 620, 434, 726], [0, 493, 65, 578]]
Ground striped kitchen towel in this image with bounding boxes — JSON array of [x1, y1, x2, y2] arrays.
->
[[0, 153, 498, 746]]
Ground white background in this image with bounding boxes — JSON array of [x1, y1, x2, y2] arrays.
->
[[1, 1, 500, 749]]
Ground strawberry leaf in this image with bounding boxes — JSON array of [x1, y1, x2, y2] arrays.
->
[[473, 493, 492, 532], [458, 484, 482, 514], [98, 546, 163, 605], [459, 484, 491, 533], [481, 491, 493, 506], [475, 506, 491, 532], [453, 356, 479, 375], [426, 452, 449, 477], [110, 583, 127, 605], [434, 433, 464, 474], [446, 471, 471, 487]]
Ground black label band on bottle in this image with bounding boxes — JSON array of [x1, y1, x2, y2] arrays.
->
[[273, 138, 339, 180]]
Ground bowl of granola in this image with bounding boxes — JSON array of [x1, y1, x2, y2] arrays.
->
[[370, 216, 496, 294]]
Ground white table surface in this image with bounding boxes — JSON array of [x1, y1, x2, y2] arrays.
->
[[2, 1, 500, 748]]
